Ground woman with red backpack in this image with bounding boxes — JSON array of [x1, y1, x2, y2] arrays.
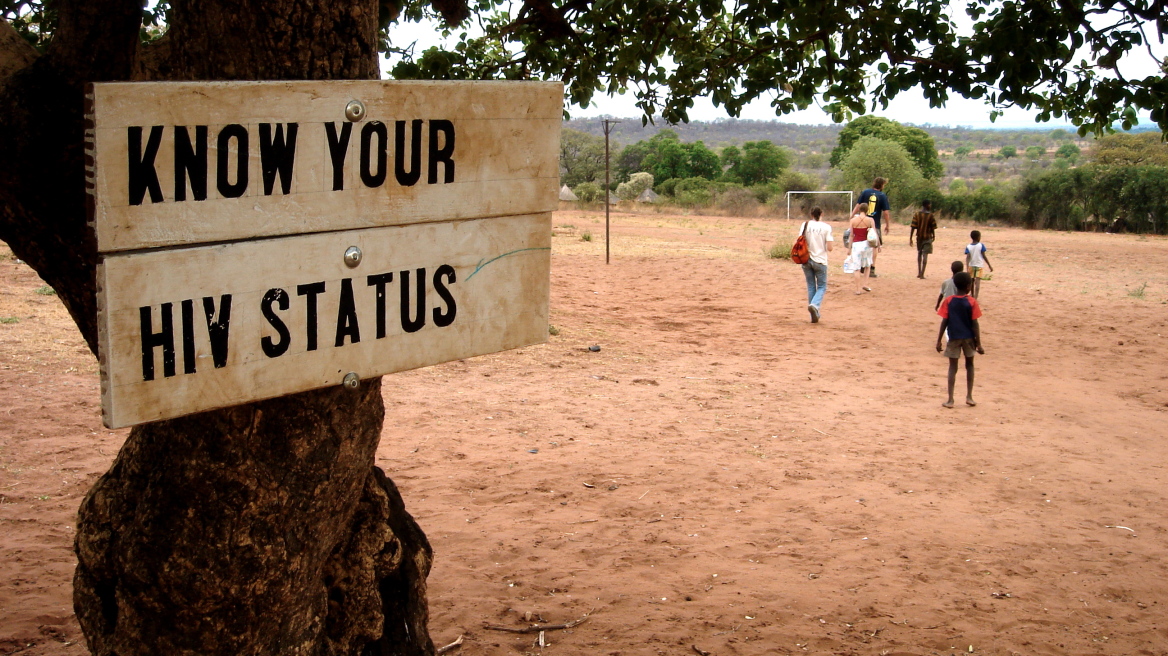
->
[[792, 207, 834, 323]]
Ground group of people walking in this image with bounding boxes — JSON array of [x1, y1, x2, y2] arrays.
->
[[792, 176, 993, 407], [797, 177, 890, 319]]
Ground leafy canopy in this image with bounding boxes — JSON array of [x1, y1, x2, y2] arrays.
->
[[723, 141, 791, 186], [830, 116, 944, 179], [380, 0, 1168, 135], [6, 0, 1166, 134], [833, 136, 931, 207]]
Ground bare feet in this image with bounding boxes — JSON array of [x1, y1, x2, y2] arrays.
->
[[942, 400, 955, 408], [966, 398, 977, 406], [862, 286, 872, 292]]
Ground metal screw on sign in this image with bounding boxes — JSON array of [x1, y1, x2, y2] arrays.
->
[[344, 246, 362, 268], [344, 100, 366, 122], [343, 372, 360, 390]]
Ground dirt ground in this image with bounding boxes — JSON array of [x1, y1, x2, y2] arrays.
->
[[2, 209, 1168, 656]]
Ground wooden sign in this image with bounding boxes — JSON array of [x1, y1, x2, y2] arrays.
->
[[97, 213, 551, 428], [88, 81, 561, 427], [86, 81, 561, 252]]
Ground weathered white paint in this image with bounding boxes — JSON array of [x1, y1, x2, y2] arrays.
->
[[97, 213, 551, 428], [88, 80, 562, 252]]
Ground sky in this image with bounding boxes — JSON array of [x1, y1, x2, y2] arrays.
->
[[383, 14, 1165, 130]]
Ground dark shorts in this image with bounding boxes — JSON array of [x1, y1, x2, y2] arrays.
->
[[917, 238, 934, 254], [944, 338, 977, 358]]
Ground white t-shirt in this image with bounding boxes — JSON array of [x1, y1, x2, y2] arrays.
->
[[801, 221, 834, 266], [965, 242, 988, 268]]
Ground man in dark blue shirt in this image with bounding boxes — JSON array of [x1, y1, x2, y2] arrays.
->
[[854, 177, 890, 277], [936, 272, 985, 408]]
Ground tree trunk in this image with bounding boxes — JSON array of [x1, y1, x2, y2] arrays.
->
[[0, 1, 435, 654]]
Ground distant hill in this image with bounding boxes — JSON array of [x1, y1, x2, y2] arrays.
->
[[563, 118, 1131, 154]]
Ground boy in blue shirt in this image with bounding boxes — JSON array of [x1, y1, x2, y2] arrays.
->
[[936, 272, 984, 408]]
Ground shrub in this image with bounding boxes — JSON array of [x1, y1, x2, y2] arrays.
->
[[573, 182, 602, 202], [749, 182, 782, 204], [674, 176, 715, 208], [767, 237, 793, 259], [718, 187, 759, 216], [773, 169, 820, 194], [655, 177, 680, 197], [677, 189, 713, 208], [616, 171, 654, 200]]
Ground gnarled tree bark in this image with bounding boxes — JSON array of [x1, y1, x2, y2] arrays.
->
[[0, 1, 435, 654]]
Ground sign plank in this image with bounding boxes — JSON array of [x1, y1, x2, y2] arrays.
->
[[97, 213, 551, 428], [87, 80, 562, 252]]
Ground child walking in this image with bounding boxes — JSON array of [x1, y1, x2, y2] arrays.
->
[[935, 260, 965, 311], [964, 230, 994, 298], [936, 272, 984, 408]]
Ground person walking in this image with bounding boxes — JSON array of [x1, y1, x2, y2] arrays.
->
[[799, 207, 834, 323], [909, 199, 938, 279], [854, 177, 891, 277], [842, 206, 875, 294]]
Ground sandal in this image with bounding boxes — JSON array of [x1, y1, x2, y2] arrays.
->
[[862, 286, 872, 292]]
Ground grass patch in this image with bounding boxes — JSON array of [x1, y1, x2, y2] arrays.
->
[[34, 285, 56, 296], [580, 231, 593, 242], [767, 237, 794, 260], [548, 324, 560, 336], [0, 317, 18, 324], [1128, 282, 1148, 299]]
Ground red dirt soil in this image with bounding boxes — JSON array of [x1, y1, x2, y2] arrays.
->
[[2, 210, 1168, 656]]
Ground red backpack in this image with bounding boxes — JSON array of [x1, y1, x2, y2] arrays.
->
[[791, 222, 810, 264]]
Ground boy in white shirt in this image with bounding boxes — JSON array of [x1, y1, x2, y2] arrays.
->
[[964, 230, 994, 299]]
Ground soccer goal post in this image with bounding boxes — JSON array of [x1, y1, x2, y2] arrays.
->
[[786, 191, 854, 222]]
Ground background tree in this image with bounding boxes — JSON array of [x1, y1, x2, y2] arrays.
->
[[829, 116, 944, 179], [1056, 142, 1082, 162], [1089, 132, 1168, 166], [641, 132, 720, 181], [1025, 145, 1045, 159], [723, 140, 792, 185], [615, 139, 651, 183], [1, 1, 437, 654], [833, 136, 930, 208], [999, 145, 1017, 159], [560, 127, 608, 186]]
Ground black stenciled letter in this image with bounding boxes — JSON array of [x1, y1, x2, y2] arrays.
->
[[394, 119, 422, 186], [360, 121, 388, 188], [325, 122, 352, 191], [140, 303, 175, 381], [216, 123, 249, 198], [259, 123, 298, 195], [334, 278, 361, 346], [261, 288, 291, 358], [128, 125, 164, 205], [432, 264, 457, 327], [428, 119, 455, 184], [366, 272, 393, 339], [400, 268, 426, 334], [203, 295, 232, 368], [181, 299, 197, 374], [174, 126, 208, 202], [297, 282, 326, 351]]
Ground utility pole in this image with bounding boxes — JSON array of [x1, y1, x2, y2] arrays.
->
[[602, 118, 619, 264]]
